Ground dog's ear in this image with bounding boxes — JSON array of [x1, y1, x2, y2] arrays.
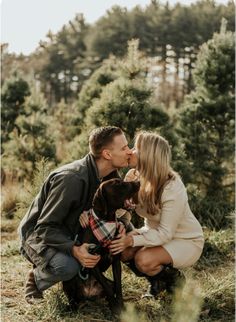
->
[[92, 185, 107, 217]]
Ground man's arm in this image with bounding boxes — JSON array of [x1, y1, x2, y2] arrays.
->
[[34, 172, 84, 253]]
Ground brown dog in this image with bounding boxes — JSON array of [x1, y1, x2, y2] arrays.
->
[[63, 178, 140, 314]]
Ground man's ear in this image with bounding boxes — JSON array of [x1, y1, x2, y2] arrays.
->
[[101, 149, 112, 160], [92, 186, 107, 217]]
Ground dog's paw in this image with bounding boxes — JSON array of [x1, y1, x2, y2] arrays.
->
[[108, 299, 124, 316], [66, 301, 79, 312], [117, 300, 125, 313]]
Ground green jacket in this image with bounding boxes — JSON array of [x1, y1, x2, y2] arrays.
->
[[18, 153, 120, 268]]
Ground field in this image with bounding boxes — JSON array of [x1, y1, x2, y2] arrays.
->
[[1, 215, 234, 322]]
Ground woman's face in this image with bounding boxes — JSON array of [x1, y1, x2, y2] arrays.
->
[[128, 148, 138, 168]]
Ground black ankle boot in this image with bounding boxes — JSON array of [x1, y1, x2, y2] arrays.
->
[[161, 265, 186, 293], [142, 265, 186, 299], [142, 270, 167, 299]]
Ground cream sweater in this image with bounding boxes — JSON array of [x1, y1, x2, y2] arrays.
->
[[125, 169, 204, 249]]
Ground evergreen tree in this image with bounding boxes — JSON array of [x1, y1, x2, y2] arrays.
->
[[178, 20, 235, 228], [77, 56, 120, 122], [2, 87, 56, 179], [86, 78, 168, 141], [72, 40, 170, 164], [49, 99, 80, 162], [39, 14, 89, 104], [86, 6, 131, 59], [1, 74, 30, 143]]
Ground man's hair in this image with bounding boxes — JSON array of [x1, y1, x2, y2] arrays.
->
[[89, 126, 123, 159]]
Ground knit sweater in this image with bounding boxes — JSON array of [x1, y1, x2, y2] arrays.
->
[[125, 169, 204, 249]]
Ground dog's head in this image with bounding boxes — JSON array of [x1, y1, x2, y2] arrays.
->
[[92, 178, 140, 221]]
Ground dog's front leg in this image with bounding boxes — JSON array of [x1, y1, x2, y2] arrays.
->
[[62, 276, 80, 310], [112, 254, 124, 310], [91, 266, 119, 314], [91, 266, 115, 301]]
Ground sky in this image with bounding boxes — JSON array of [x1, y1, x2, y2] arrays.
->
[[1, 0, 230, 55]]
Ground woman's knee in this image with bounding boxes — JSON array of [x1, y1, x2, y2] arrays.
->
[[134, 250, 160, 274], [134, 252, 149, 273]]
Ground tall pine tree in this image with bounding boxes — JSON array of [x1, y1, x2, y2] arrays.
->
[[178, 20, 235, 228]]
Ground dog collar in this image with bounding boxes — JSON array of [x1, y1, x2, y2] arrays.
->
[[89, 209, 118, 247]]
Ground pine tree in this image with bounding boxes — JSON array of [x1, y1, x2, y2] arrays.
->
[[2, 87, 56, 179], [77, 56, 120, 122], [1, 74, 30, 143], [70, 40, 170, 161], [85, 40, 169, 142], [178, 20, 235, 228]]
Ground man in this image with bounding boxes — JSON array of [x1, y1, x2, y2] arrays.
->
[[19, 126, 132, 303]]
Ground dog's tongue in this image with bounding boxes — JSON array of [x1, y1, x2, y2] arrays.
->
[[124, 199, 136, 210]]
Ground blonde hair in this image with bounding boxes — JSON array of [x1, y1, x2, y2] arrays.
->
[[135, 131, 176, 215]]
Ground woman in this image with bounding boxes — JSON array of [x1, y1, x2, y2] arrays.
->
[[110, 131, 204, 297]]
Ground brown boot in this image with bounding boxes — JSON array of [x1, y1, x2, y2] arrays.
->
[[25, 269, 43, 304]]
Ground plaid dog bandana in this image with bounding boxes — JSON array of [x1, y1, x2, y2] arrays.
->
[[89, 209, 118, 247]]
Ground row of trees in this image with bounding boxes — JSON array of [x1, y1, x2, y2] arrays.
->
[[2, 1, 235, 107], [2, 23, 235, 228]]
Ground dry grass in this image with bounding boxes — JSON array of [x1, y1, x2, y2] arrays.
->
[[1, 216, 235, 322], [1, 182, 24, 219]]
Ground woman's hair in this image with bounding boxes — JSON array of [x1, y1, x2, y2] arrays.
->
[[135, 131, 176, 215]]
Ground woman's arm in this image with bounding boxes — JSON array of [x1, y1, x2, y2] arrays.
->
[[110, 180, 188, 252], [132, 181, 187, 247]]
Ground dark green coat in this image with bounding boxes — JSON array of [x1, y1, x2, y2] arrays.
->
[[18, 154, 120, 268]]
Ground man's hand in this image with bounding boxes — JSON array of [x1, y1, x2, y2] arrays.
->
[[79, 211, 89, 228], [72, 243, 101, 268]]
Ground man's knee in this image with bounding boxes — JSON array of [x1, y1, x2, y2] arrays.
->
[[49, 253, 79, 280]]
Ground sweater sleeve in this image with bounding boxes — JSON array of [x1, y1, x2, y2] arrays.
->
[[132, 180, 187, 247], [34, 172, 84, 253]]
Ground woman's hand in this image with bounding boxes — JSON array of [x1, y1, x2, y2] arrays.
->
[[79, 211, 89, 228], [109, 235, 133, 255], [118, 222, 126, 236]]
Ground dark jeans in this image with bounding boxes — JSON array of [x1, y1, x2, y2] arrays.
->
[[34, 252, 80, 291]]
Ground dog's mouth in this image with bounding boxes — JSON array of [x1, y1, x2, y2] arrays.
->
[[123, 198, 136, 210], [122, 181, 140, 210]]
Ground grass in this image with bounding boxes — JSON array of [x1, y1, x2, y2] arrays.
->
[[1, 214, 235, 322], [1, 182, 23, 219]]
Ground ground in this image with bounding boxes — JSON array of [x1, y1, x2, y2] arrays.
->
[[1, 216, 234, 322]]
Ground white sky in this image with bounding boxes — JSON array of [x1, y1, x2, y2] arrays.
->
[[1, 0, 230, 55]]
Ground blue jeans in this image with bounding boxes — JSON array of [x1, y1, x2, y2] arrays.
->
[[34, 252, 80, 291]]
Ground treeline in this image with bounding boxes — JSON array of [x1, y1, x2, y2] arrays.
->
[[1, 0, 235, 107], [1, 1, 235, 230]]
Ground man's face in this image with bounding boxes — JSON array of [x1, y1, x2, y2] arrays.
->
[[106, 134, 132, 168]]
